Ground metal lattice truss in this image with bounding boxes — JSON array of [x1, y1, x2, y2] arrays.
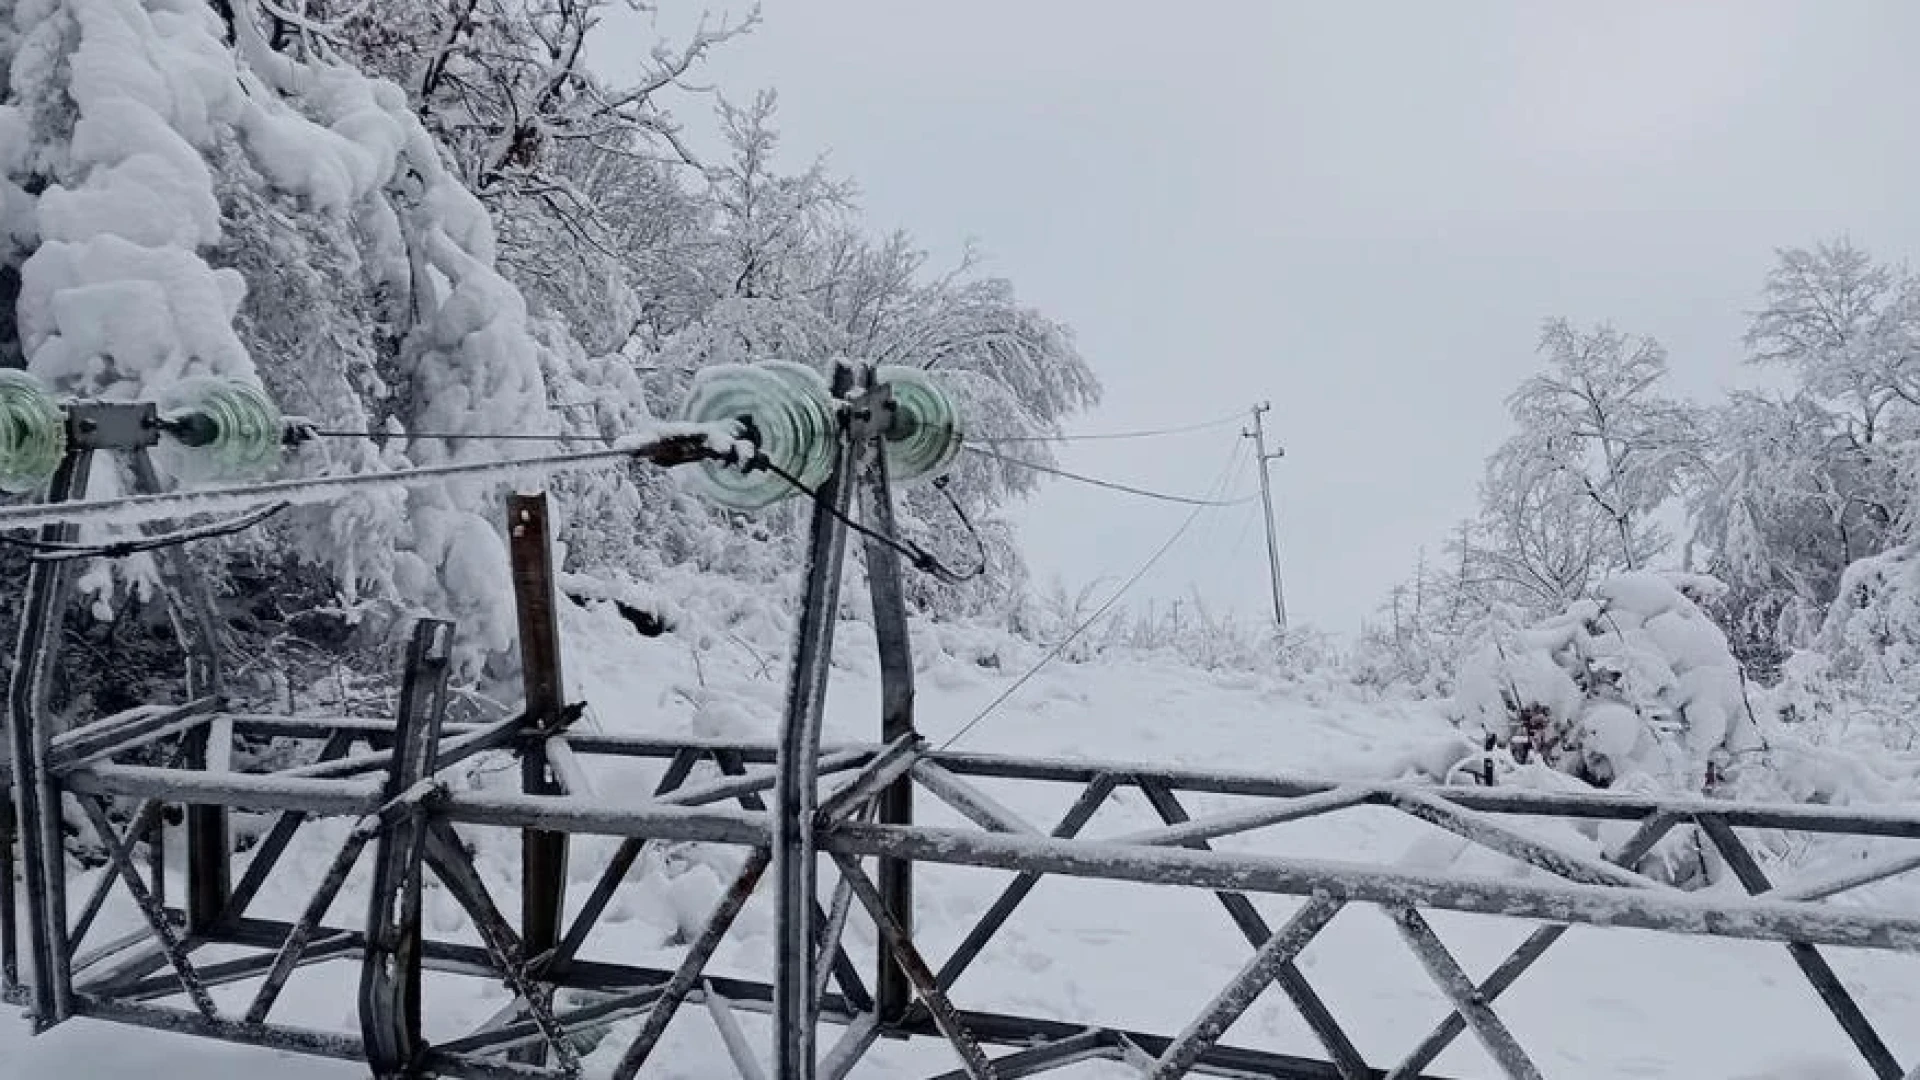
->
[[7, 373, 1920, 1080], [19, 710, 1920, 1080]]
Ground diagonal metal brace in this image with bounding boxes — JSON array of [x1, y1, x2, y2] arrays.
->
[[1388, 808, 1682, 1079], [1697, 815, 1905, 1080], [832, 851, 998, 1079], [1146, 895, 1344, 1079], [1140, 781, 1369, 1079], [1392, 908, 1543, 1080]]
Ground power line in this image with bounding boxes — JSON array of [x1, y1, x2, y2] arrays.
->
[[0, 429, 733, 534], [967, 411, 1244, 444], [1225, 497, 1260, 563], [1185, 440, 1251, 555], [300, 407, 1248, 449], [756, 458, 984, 584], [302, 428, 610, 443], [938, 441, 1245, 752], [961, 444, 1256, 508], [0, 501, 291, 560], [306, 425, 1261, 510], [0, 417, 1257, 540]]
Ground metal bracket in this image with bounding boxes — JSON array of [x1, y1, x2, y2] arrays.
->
[[65, 401, 161, 453], [840, 381, 897, 443]]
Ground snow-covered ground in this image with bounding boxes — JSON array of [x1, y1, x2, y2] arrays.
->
[[5, 591, 1918, 1079]]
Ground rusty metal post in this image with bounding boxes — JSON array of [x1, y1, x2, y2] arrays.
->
[[1, 797, 17, 999], [774, 363, 867, 1080], [6, 448, 91, 1027], [858, 441, 916, 1026], [359, 619, 454, 1079], [127, 448, 231, 935], [506, 492, 569, 1066]]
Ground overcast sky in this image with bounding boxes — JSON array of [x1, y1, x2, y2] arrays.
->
[[602, 2, 1920, 635]]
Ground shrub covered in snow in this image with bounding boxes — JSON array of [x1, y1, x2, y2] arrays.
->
[[1452, 571, 1767, 794], [1821, 545, 1920, 698], [1783, 543, 1920, 754]]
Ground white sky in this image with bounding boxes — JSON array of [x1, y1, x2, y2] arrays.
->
[[600, 1, 1920, 635]]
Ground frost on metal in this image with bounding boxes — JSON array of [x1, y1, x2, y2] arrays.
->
[[7, 394, 1920, 1080]]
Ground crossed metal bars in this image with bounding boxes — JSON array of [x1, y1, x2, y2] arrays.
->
[[6, 377, 1920, 1078], [14, 701, 1920, 1079]]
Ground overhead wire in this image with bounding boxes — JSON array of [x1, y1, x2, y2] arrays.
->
[[937, 435, 1248, 752], [300, 427, 610, 443], [0, 501, 292, 561], [1225, 495, 1261, 562], [0, 432, 733, 534], [753, 456, 985, 584], [301, 408, 1248, 448], [966, 411, 1244, 444], [0, 406, 1259, 580], [0, 421, 1256, 535], [962, 443, 1257, 508], [1184, 440, 1252, 555]]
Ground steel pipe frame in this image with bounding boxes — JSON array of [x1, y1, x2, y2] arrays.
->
[[65, 732, 1920, 845], [67, 941, 1401, 1080], [8, 448, 93, 1026], [1698, 816, 1906, 1080], [1137, 781, 1369, 1078], [358, 620, 454, 1077], [14, 398, 1920, 1080], [43, 730, 1920, 945], [47, 697, 221, 775], [771, 364, 886, 1080], [241, 726, 1920, 840], [27, 761, 1920, 1080], [42, 728, 1920, 955], [6, 412, 255, 1025], [82, 968, 1442, 1080]]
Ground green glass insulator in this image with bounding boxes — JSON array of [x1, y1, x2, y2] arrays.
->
[[160, 377, 283, 478], [678, 361, 837, 510], [0, 370, 68, 494], [875, 365, 963, 482]]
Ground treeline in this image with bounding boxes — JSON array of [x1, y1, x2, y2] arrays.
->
[[1360, 240, 1920, 715]]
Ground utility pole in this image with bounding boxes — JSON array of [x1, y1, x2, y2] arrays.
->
[[1244, 402, 1288, 631]]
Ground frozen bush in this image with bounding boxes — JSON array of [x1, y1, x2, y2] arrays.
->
[[1452, 571, 1765, 794]]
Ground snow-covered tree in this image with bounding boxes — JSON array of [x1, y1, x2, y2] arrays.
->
[[1504, 319, 1704, 571], [2, 0, 1100, 719], [1743, 240, 1916, 542], [1445, 320, 1702, 625], [1688, 392, 1888, 675], [635, 95, 1099, 619], [705, 89, 851, 303], [1685, 241, 1919, 680], [1816, 543, 1920, 749], [1364, 319, 1706, 695], [1353, 536, 1506, 694], [1747, 239, 1920, 450], [1464, 437, 1618, 613]]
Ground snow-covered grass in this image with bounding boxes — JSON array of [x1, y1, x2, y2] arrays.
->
[[5, 579, 1919, 1079]]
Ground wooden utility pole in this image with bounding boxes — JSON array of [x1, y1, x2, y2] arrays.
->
[[1243, 403, 1289, 631], [507, 492, 567, 1067]]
